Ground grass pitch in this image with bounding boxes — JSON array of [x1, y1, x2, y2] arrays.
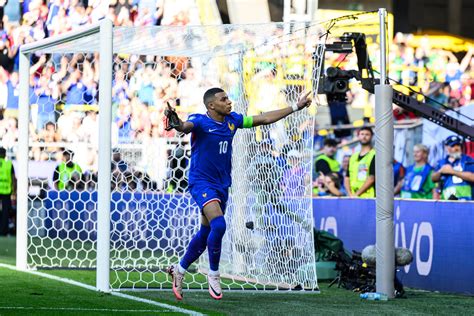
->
[[1, 236, 473, 315]]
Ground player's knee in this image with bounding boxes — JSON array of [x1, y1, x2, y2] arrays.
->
[[210, 216, 226, 236], [199, 224, 211, 238]]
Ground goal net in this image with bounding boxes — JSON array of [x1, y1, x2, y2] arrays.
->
[[18, 20, 327, 291]]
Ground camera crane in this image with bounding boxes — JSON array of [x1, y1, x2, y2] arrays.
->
[[315, 32, 474, 140]]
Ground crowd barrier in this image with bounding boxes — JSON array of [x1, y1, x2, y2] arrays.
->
[[38, 192, 473, 294]]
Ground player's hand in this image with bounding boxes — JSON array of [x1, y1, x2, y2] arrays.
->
[[164, 102, 181, 131], [296, 91, 312, 110]]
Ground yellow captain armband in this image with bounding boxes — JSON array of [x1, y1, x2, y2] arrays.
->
[[243, 116, 253, 128]]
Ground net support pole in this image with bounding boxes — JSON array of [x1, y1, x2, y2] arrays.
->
[[96, 18, 113, 293], [375, 8, 395, 298], [16, 51, 31, 271]]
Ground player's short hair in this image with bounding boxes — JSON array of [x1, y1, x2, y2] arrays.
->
[[359, 126, 374, 135], [203, 87, 224, 107], [0, 147, 6, 157]]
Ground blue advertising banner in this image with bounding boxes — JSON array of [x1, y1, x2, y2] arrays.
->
[[41, 192, 474, 294], [313, 198, 474, 295]]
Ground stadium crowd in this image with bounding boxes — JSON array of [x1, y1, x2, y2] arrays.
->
[[0, 1, 472, 201]]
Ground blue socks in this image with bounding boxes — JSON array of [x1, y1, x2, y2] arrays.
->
[[207, 216, 226, 272], [179, 224, 211, 270], [179, 216, 227, 272]]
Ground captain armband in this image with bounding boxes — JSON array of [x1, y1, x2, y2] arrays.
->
[[242, 116, 253, 128]]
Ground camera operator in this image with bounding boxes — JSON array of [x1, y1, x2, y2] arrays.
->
[[327, 92, 352, 139]]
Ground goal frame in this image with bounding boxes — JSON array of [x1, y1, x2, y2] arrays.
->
[[17, 19, 114, 292], [17, 18, 322, 293]]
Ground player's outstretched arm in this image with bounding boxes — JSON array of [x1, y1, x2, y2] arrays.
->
[[164, 102, 194, 134], [251, 91, 312, 127]]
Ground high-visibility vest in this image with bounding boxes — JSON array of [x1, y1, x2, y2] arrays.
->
[[0, 158, 13, 195], [57, 162, 82, 190], [348, 149, 376, 198], [315, 154, 341, 173]]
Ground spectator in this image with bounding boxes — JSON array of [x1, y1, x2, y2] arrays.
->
[[5, 71, 19, 117], [338, 154, 351, 196], [0, 33, 15, 73], [38, 121, 61, 161], [165, 146, 188, 193], [432, 135, 474, 200], [344, 127, 376, 198], [401, 144, 436, 199], [0, 147, 16, 236], [53, 149, 83, 190], [111, 148, 129, 174], [314, 173, 344, 197], [281, 149, 309, 198], [313, 138, 340, 195], [393, 159, 406, 196], [250, 139, 282, 209]]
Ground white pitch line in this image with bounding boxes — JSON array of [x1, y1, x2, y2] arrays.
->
[[0, 307, 172, 313], [0, 263, 204, 316]]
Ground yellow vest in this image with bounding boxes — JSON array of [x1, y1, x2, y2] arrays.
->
[[57, 162, 82, 190], [316, 154, 341, 173], [348, 149, 376, 198], [0, 158, 13, 195]]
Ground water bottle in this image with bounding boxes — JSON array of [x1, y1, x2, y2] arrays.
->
[[360, 292, 388, 301]]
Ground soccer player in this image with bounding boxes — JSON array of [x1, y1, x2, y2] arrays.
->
[[165, 87, 312, 300]]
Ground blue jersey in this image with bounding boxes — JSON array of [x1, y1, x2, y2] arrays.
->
[[187, 112, 244, 188]]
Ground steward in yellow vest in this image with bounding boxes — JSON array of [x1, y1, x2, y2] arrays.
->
[[0, 147, 16, 236], [53, 150, 83, 191], [344, 127, 376, 198]]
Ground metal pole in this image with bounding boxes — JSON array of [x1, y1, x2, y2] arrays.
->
[[96, 18, 113, 293], [16, 51, 31, 271], [307, 0, 318, 21], [283, 0, 291, 22], [379, 9, 387, 85], [375, 8, 395, 298]]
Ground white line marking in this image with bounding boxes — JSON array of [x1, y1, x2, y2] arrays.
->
[[0, 263, 204, 316], [0, 307, 171, 313]]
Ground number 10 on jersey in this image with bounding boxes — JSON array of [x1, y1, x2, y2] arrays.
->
[[219, 141, 228, 154]]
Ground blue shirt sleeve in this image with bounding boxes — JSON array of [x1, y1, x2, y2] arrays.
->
[[435, 159, 444, 172], [465, 156, 474, 173], [229, 112, 244, 129], [187, 114, 202, 132]]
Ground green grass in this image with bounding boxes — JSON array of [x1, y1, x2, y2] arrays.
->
[[0, 267, 196, 316], [1, 237, 474, 315]]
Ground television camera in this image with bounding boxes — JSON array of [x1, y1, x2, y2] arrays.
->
[[313, 32, 474, 140]]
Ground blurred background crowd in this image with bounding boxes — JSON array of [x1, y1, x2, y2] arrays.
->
[[0, 0, 472, 201]]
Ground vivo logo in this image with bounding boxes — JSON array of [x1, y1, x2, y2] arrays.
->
[[319, 216, 337, 236], [395, 206, 433, 276]]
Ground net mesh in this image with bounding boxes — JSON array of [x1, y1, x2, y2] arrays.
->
[[24, 22, 329, 291]]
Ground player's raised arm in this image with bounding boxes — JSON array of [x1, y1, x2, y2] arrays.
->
[[250, 91, 312, 127], [164, 102, 194, 134]]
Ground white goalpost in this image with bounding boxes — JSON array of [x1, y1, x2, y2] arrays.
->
[[17, 19, 325, 292]]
